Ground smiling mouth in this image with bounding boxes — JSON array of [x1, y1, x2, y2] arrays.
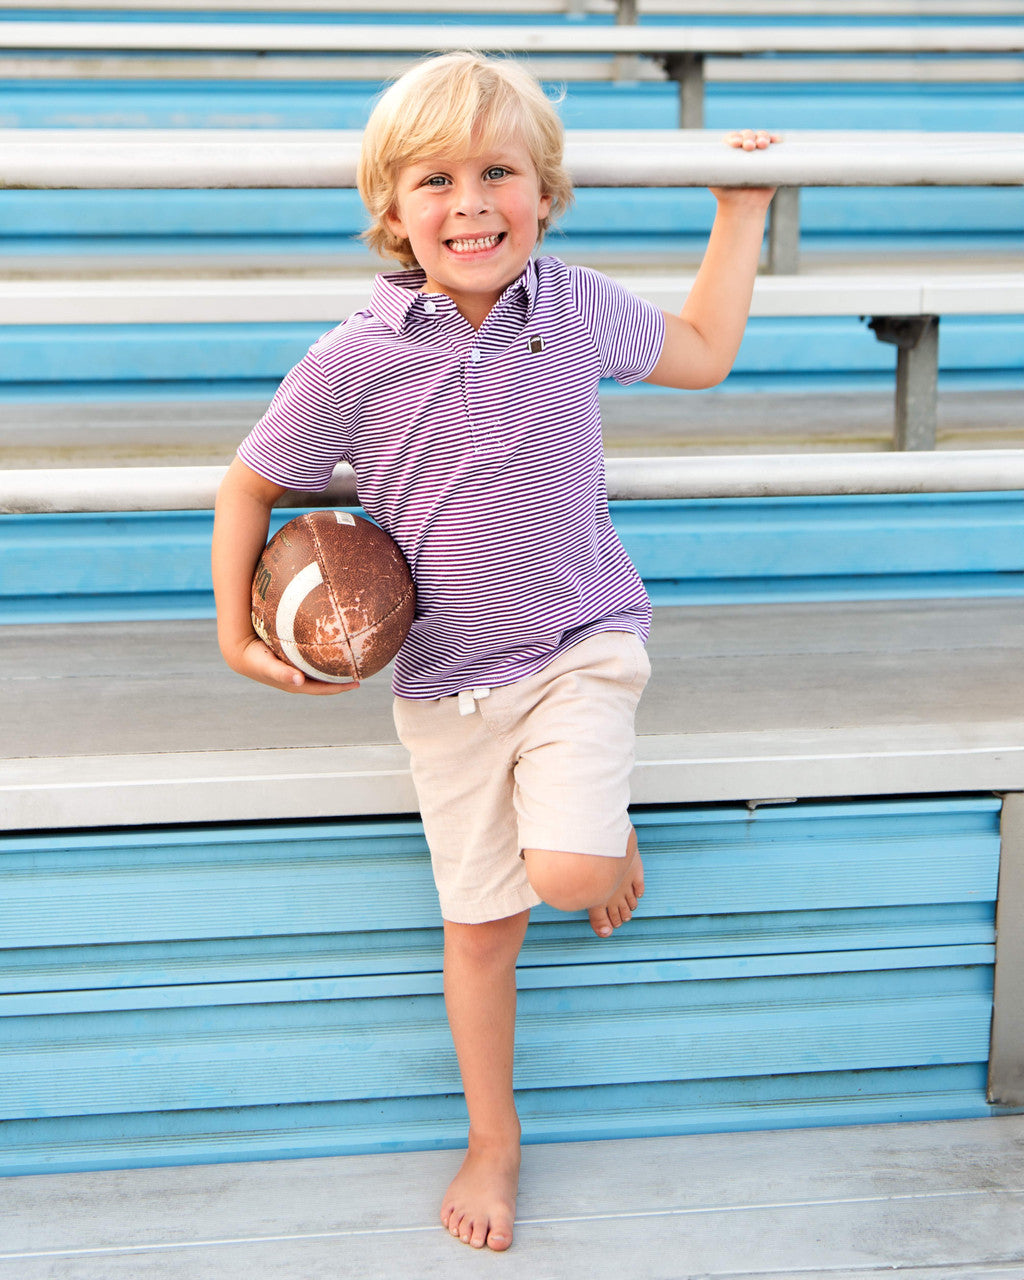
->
[[446, 232, 506, 254]]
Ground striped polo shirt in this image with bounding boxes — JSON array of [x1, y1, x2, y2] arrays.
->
[[238, 254, 666, 699]]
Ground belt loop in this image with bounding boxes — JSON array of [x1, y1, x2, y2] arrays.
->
[[457, 686, 492, 716]]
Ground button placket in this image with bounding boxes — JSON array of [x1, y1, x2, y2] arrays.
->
[[465, 346, 500, 451]]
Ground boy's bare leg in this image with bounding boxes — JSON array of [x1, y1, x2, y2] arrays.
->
[[587, 825, 643, 939], [441, 909, 530, 1252], [524, 825, 643, 939]]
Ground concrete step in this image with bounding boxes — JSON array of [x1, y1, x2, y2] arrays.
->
[[1, 389, 1020, 469], [2, 1116, 1023, 1279]]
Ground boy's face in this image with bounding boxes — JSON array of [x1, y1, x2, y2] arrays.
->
[[384, 136, 552, 330]]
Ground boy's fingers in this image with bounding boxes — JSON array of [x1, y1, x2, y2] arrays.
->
[[239, 637, 359, 694], [293, 676, 362, 696], [267, 657, 360, 695], [725, 129, 782, 150]]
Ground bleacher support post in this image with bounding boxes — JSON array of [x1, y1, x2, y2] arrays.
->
[[613, 0, 643, 81], [869, 315, 940, 451], [661, 52, 705, 128], [767, 187, 801, 274], [990, 792, 1024, 1108]]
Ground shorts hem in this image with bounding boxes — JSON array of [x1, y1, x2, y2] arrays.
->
[[518, 820, 632, 860], [439, 885, 543, 925]]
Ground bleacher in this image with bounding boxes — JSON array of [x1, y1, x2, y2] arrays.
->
[[1, 5, 1023, 1276]]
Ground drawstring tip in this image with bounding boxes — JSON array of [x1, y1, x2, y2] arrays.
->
[[457, 686, 492, 716]]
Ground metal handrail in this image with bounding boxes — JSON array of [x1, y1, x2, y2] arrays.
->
[[4, 453, 1023, 514], [2, 19, 1023, 54], [4, 128, 1022, 190]]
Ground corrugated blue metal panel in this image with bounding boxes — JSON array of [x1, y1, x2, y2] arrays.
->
[[0, 1065, 994, 1175], [0, 797, 1004, 1174], [5, 188, 1022, 244], [0, 903, 997, 994], [1, 75, 1019, 132], [0, 799, 1001, 954], [2, 315, 1020, 401], [0, 962, 994, 1116], [2, 493, 1021, 623]]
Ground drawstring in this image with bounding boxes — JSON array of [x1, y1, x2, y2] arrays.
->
[[457, 686, 492, 717]]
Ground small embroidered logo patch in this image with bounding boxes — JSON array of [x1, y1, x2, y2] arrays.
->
[[527, 335, 545, 354]]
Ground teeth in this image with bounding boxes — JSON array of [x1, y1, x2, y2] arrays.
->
[[447, 234, 501, 254]]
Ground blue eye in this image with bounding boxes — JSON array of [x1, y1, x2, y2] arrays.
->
[[484, 166, 510, 181]]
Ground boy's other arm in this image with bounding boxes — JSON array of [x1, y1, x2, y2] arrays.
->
[[646, 129, 780, 391], [211, 456, 359, 695]]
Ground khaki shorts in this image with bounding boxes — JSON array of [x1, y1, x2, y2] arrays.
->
[[392, 631, 651, 925]]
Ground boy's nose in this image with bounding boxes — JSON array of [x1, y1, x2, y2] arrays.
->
[[453, 182, 491, 217]]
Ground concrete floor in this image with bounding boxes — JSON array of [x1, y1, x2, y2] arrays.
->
[[2, 1117, 1023, 1279]]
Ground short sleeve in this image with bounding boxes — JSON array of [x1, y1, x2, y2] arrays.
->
[[237, 348, 350, 492], [568, 265, 666, 385]]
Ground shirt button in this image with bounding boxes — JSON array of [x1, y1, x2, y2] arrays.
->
[[469, 349, 481, 364], [422, 299, 437, 315]]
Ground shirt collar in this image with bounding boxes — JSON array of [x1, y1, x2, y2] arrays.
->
[[371, 259, 537, 335]]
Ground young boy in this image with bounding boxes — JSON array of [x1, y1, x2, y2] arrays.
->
[[212, 51, 777, 1254]]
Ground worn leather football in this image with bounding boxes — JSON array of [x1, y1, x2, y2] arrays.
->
[[251, 510, 415, 682]]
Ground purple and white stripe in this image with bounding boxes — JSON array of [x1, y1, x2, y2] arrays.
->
[[238, 255, 666, 698]]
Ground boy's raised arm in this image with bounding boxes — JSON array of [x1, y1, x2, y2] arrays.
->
[[211, 456, 359, 695], [646, 129, 780, 391]]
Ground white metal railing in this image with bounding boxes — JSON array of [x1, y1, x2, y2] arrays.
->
[[0, 1, 1020, 13], [1, 22, 1022, 128], [4, 453, 1024, 515], [4, 272, 1022, 326], [4, 19, 1021, 55], [5, 128, 1020, 190]]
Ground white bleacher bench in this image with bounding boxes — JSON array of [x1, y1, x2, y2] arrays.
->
[[5, 451, 1024, 514], [4, 125, 1022, 280], [3, 450, 1023, 815], [4, 267, 1022, 450], [2, 20, 1022, 128], [4, 11, 1021, 89]]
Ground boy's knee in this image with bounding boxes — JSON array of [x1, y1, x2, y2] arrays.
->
[[522, 847, 623, 913], [443, 913, 528, 967]]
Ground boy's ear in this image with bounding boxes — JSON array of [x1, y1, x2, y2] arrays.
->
[[383, 206, 407, 239]]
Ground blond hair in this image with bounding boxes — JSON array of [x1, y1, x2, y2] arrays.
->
[[357, 51, 574, 267]]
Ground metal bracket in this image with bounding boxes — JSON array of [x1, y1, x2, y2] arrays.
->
[[989, 792, 1024, 1108], [868, 315, 940, 451], [659, 52, 706, 128]]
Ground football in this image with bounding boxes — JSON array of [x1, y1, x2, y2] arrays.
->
[[251, 510, 415, 682]]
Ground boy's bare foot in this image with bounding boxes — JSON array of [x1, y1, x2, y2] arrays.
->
[[588, 840, 644, 939], [441, 1135, 521, 1251]]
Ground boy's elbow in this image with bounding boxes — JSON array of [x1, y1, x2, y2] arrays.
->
[[684, 363, 732, 391], [647, 357, 732, 391], [649, 316, 738, 390]]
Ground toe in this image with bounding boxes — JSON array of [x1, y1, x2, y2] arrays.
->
[[488, 1227, 513, 1252], [588, 907, 614, 938]]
